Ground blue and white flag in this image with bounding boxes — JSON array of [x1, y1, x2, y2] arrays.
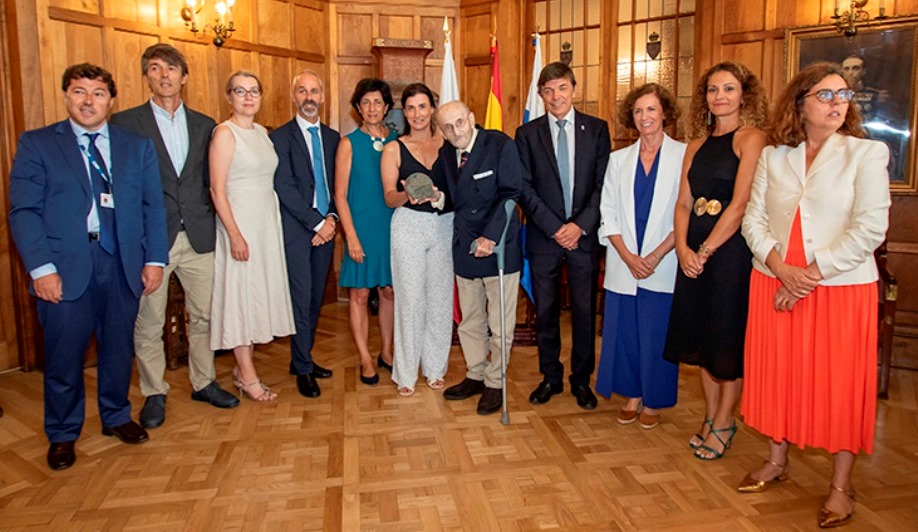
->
[[523, 33, 544, 123]]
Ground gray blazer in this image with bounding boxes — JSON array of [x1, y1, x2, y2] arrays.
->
[[111, 101, 217, 253]]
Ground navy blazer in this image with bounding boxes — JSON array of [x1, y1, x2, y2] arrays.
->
[[110, 103, 217, 253], [8, 120, 169, 300], [270, 118, 340, 244], [515, 111, 611, 254], [439, 127, 522, 278]]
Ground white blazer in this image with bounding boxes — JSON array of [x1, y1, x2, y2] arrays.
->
[[598, 134, 686, 295], [742, 133, 890, 286]]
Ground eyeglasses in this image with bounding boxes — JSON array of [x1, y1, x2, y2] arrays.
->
[[231, 86, 262, 98], [804, 88, 855, 103]]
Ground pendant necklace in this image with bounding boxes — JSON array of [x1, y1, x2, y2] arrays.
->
[[363, 125, 386, 152]]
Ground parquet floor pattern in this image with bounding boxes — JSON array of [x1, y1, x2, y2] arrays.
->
[[1, 302, 917, 531]]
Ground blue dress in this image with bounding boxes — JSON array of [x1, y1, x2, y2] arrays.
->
[[339, 128, 398, 288], [595, 150, 679, 409]]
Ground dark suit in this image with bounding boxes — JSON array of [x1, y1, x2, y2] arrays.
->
[[110, 102, 217, 395], [515, 111, 610, 387], [110, 103, 216, 252], [439, 126, 522, 389], [8, 120, 168, 442], [270, 118, 340, 375], [439, 127, 522, 278]]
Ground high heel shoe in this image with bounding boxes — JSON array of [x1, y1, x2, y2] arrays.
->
[[817, 485, 856, 528], [360, 373, 379, 386], [737, 459, 789, 493], [377, 354, 393, 372], [236, 379, 277, 401], [689, 419, 713, 449], [694, 422, 736, 460]]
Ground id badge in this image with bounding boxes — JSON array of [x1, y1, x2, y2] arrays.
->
[[100, 193, 114, 209]]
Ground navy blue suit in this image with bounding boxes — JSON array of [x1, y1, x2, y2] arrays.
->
[[438, 127, 522, 279], [270, 118, 340, 375], [8, 119, 168, 442], [515, 111, 610, 387]]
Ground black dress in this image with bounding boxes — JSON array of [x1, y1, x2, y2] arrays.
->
[[662, 130, 752, 381]]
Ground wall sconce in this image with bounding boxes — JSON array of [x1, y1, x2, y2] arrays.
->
[[181, 0, 236, 47], [646, 32, 661, 60], [832, 0, 887, 38]]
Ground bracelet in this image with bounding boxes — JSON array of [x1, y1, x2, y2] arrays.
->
[[698, 241, 715, 258], [650, 251, 662, 261]]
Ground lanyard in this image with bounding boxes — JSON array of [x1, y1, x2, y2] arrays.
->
[[79, 142, 112, 190]]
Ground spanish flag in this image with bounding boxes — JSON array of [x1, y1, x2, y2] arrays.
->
[[484, 37, 502, 131]]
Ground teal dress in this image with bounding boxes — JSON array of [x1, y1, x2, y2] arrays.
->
[[339, 128, 398, 288]]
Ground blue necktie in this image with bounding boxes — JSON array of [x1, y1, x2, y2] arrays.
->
[[556, 119, 572, 218], [84, 133, 117, 255], [308, 126, 329, 216]]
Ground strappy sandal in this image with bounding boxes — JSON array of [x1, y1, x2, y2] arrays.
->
[[689, 418, 713, 449], [236, 379, 277, 402], [397, 386, 415, 397], [425, 378, 445, 390], [817, 485, 856, 528], [694, 422, 736, 460], [737, 459, 789, 493]]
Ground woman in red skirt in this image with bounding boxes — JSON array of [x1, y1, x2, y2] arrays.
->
[[740, 62, 890, 528]]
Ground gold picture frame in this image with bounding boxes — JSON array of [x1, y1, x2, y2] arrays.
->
[[786, 16, 918, 194]]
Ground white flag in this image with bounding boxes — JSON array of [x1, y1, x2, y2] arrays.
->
[[440, 17, 460, 104], [523, 33, 544, 123]]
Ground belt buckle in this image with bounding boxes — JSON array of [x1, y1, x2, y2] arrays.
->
[[693, 197, 708, 216], [706, 199, 722, 215]]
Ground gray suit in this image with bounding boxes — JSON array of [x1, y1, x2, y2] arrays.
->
[[111, 101, 218, 395]]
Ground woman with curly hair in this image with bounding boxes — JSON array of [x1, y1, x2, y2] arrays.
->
[[662, 61, 767, 459], [596, 83, 685, 429], [739, 63, 889, 528]]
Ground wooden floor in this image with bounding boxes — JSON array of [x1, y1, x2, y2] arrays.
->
[[1, 301, 917, 531]]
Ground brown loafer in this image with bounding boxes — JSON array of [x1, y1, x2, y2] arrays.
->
[[47, 441, 76, 470], [617, 405, 641, 425], [101, 420, 149, 444], [638, 410, 660, 430]]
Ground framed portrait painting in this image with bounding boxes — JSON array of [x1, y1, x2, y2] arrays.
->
[[786, 16, 918, 194]]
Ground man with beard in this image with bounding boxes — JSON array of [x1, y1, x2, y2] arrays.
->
[[111, 44, 239, 430], [271, 70, 340, 398]]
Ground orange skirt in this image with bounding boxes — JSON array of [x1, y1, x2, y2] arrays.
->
[[741, 211, 877, 454]]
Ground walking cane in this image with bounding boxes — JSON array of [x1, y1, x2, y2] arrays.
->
[[494, 200, 517, 425], [469, 200, 517, 425]]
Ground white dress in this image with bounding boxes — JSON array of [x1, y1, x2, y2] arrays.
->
[[210, 121, 295, 349]]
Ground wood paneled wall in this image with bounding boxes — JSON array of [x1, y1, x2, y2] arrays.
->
[[328, 0, 460, 135], [700, 0, 918, 368], [1, 0, 331, 371]]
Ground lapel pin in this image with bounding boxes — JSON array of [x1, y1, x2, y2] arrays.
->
[[580, 124, 585, 131]]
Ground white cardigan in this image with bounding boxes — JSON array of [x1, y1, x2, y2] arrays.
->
[[598, 134, 686, 295], [742, 133, 890, 286]]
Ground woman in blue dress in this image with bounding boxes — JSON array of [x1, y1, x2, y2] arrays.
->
[[596, 84, 685, 429], [334, 78, 398, 386]]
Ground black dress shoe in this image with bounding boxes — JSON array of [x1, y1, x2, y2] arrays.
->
[[311, 363, 333, 379], [572, 384, 598, 410], [296, 373, 321, 397], [47, 441, 76, 470], [477, 387, 503, 415], [139, 394, 166, 429], [529, 380, 563, 405], [377, 354, 393, 373], [102, 421, 149, 444], [443, 378, 486, 400], [360, 373, 379, 386], [192, 381, 240, 408]]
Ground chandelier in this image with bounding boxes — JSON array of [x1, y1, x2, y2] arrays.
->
[[181, 0, 236, 47], [832, 0, 888, 37]]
